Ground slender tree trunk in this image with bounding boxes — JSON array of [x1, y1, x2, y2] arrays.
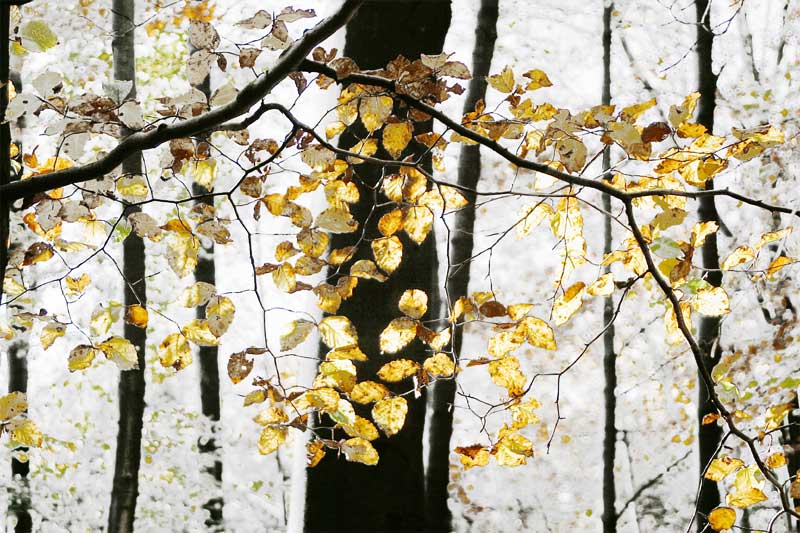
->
[[694, 1, 723, 529], [600, 4, 618, 533], [0, 1, 11, 319], [304, 2, 451, 531], [107, 2, 147, 531], [190, 47, 223, 529], [425, 1, 497, 531]]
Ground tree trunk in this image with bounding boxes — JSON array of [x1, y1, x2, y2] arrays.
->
[[190, 48, 223, 530], [694, 1, 723, 529], [304, 2, 451, 531], [600, 4, 618, 533], [107, 1, 147, 531], [425, 1, 497, 531]]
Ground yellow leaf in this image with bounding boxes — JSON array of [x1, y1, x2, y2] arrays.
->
[[258, 426, 287, 455], [328, 398, 357, 427], [177, 281, 216, 307], [372, 396, 408, 436], [708, 507, 736, 531], [767, 256, 792, 279], [455, 445, 491, 469], [306, 440, 326, 467], [399, 289, 428, 319], [315, 360, 357, 393], [22, 242, 54, 266], [342, 416, 380, 441], [487, 65, 515, 93], [319, 316, 358, 349], [359, 95, 393, 132], [765, 452, 786, 469], [726, 465, 767, 508], [440, 185, 468, 210], [280, 319, 315, 351], [692, 287, 730, 317], [182, 319, 220, 347], [755, 227, 792, 250], [382, 121, 412, 159], [117, 176, 149, 199], [665, 301, 692, 345], [316, 207, 358, 233], [691, 221, 719, 248], [65, 273, 91, 297], [555, 136, 587, 172], [158, 333, 192, 371], [377, 359, 420, 382], [243, 389, 267, 407], [9, 419, 42, 448], [721, 246, 755, 271], [493, 430, 534, 466], [326, 345, 368, 361], [273, 263, 297, 293], [350, 259, 388, 282], [552, 282, 586, 326], [488, 356, 526, 397], [510, 397, 541, 430], [0, 392, 27, 421], [423, 352, 455, 377], [98, 336, 139, 370], [765, 402, 793, 431], [167, 232, 199, 278], [523, 69, 552, 91], [329, 246, 356, 266], [587, 273, 614, 296], [378, 208, 404, 237], [669, 92, 700, 127], [620, 98, 656, 122], [341, 437, 379, 465], [403, 206, 434, 244], [517, 316, 557, 350], [253, 406, 288, 426], [40, 323, 66, 350], [325, 121, 346, 140], [507, 304, 533, 321], [380, 317, 418, 353], [372, 236, 403, 274], [705, 456, 744, 481], [297, 228, 329, 258], [207, 296, 235, 337], [68, 345, 97, 372], [124, 305, 148, 328], [517, 203, 553, 237], [90, 305, 114, 338], [350, 381, 390, 404]]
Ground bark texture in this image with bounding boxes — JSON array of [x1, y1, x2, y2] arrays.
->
[[107, 1, 147, 531], [304, 2, 451, 531], [426, 1, 497, 531]]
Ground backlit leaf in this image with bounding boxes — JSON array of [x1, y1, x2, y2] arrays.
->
[[488, 356, 526, 398], [319, 316, 358, 349], [372, 236, 403, 274], [399, 289, 428, 319], [552, 282, 585, 326], [9, 419, 42, 448], [523, 69, 552, 91], [377, 359, 420, 382], [124, 305, 148, 328], [227, 351, 253, 384], [423, 353, 455, 378], [708, 507, 736, 531], [487, 65, 515, 93], [98, 336, 139, 370], [379, 317, 418, 353], [341, 437, 379, 465], [350, 381, 390, 404], [0, 392, 27, 421], [177, 282, 216, 307], [726, 465, 767, 508], [493, 430, 534, 466], [455, 445, 490, 469], [372, 396, 408, 436], [692, 287, 730, 317], [40, 323, 65, 350], [158, 333, 192, 371], [359, 95, 393, 132], [182, 319, 220, 347], [705, 456, 744, 481], [68, 345, 97, 372], [383, 121, 412, 159], [280, 319, 315, 351], [721, 246, 755, 271], [258, 426, 287, 455], [207, 296, 235, 337]]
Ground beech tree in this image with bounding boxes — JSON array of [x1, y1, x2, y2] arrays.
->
[[0, 1, 798, 531]]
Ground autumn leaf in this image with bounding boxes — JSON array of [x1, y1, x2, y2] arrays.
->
[[319, 316, 358, 349], [380, 317, 418, 353], [158, 333, 192, 371], [124, 305, 148, 328], [487, 65, 515, 93], [227, 351, 254, 384], [177, 282, 216, 307], [705, 456, 744, 481], [68, 345, 97, 372], [280, 319, 315, 351], [423, 353, 455, 378], [350, 381, 390, 404], [182, 319, 219, 346], [398, 289, 428, 319], [372, 396, 408, 436], [9, 419, 43, 448], [207, 296, 235, 337], [726, 465, 767, 508], [552, 282, 586, 326], [692, 287, 730, 317], [0, 392, 27, 421], [377, 359, 420, 382], [341, 437, 379, 465], [98, 336, 139, 370], [708, 507, 736, 531], [492, 430, 534, 466], [523, 69, 552, 91], [383, 121, 412, 159], [488, 356, 526, 398], [372, 236, 403, 274], [720, 246, 755, 271], [359, 95, 393, 132], [258, 426, 287, 455], [455, 445, 490, 469]]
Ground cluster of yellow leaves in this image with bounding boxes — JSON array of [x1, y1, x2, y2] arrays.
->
[[0, 392, 43, 449]]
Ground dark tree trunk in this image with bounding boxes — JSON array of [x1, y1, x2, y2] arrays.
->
[[304, 2, 451, 531], [600, 4, 618, 533], [107, 1, 147, 531], [190, 53, 224, 529], [694, 1, 723, 530], [426, 1, 497, 531]]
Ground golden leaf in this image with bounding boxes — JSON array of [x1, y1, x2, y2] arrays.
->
[[377, 359, 420, 382], [765, 402, 793, 431], [307, 440, 326, 467], [488, 329, 525, 358], [403, 206, 434, 244], [359, 95, 393, 132], [167, 232, 199, 278], [98, 336, 139, 370], [455, 445, 490, 469], [517, 316, 557, 350], [350, 259, 388, 282], [329, 246, 356, 266], [399, 289, 428, 319], [40, 323, 65, 350], [297, 228, 329, 258], [487, 65, 515, 93], [207, 296, 235, 337], [341, 437, 379, 465], [372, 236, 403, 274], [755, 227, 792, 250], [318, 316, 358, 349], [316, 360, 357, 393], [767, 256, 792, 279], [523, 69, 552, 91], [708, 507, 736, 531], [665, 301, 692, 345], [258, 426, 288, 455], [488, 356, 526, 397], [117, 176, 149, 199], [587, 273, 614, 296], [68, 345, 97, 372], [350, 381, 390, 405], [721, 246, 755, 271], [158, 333, 192, 371], [552, 282, 586, 326], [423, 353, 455, 378], [372, 396, 408, 436], [182, 319, 220, 347], [273, 263, 297, 293], [177, 281, 216, 307], [342, 416, 380, 441], [325, 121, 346, 140], [517, 203, 553, 238], [0, 392, 27, 421], [378, 208, 404, 237], [316, 207, 358, 234], [124, 305, 148, 328], [692, 287, 730, 317], [65, 273, 91, 297], [705, 456, 744, 481], [726, 465, 767, 508], [669, 92, 700, 127], [380, 317, 418, 353], [9, 419, 42, 448], [620, 98, 656, 122], [383, 121, 412, 159], [493, 430, 534, 466], [22, 242, 54, 266], [507, 304, 533, 321], [510, 397, 541, 430], [765, 452, 786, 469], [691, 221, 719, 248], [326, 345, 368, 361], [328, 398, 357, 427], [280, 319, 315, 352]]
